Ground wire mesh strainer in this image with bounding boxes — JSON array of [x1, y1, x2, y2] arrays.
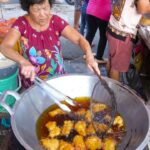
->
[[91, 74, 117, 138]]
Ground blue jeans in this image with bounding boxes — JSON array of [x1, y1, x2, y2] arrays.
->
[[80, 3, 87, 36], [74, 0, 82, 10]]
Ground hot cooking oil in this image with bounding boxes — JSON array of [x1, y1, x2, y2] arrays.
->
[[36, 96, 90, 140], [36, 96, 126, 146]]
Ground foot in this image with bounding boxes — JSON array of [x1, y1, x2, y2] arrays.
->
[[83, 54, 108, 64], [95, 57, 108, 64]]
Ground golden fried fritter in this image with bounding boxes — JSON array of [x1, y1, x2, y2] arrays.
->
[[94, 122, 108, 133], [46, 121, 57, 131], [59, 140, 74, 150], [86, 123, 95, 135], [107, 128, 113, 134], [113, 116, 124, 128], [61, 120, 74, 136], [49, 108, 65, 117], [75, 108, 86, 116], [73, 135, 86, 150], [48, 126, 61, 138], [45, 121, 61, 138], [85, 110, 92, 122], [74, 121, 86, 136], [92, 103, 108, 113], [103, 137, 116, 150], [104, 115, 112, 123], [40, 138, 59, 150], [85, 136, 102, 150]]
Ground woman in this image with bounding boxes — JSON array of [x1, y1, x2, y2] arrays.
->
[[80, 0, 89, 36], [86, 0, 111, 62], [0, 0, 100, 88]]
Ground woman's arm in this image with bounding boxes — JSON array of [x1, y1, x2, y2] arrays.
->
[[0, 28, 35, 80], [61, 25, 100, 75], [0, 28, 26, 64], [136, 0, 150, 14]]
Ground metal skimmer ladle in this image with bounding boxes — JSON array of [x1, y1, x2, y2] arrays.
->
[[91, 68, 117, 137], [93, 69, 117, 111], [34, 77, 75, 112]]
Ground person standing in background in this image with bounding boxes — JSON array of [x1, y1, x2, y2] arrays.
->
[[107, 0, 150, 81], [80, 0, 89, 36], [86, 0, 111, 63], [74, 0, 82, 31]]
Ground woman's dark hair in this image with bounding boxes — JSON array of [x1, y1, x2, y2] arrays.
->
[[19, 0, 53, 12]]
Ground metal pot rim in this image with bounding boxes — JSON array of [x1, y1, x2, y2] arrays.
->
[[3, 74, 150, 150]]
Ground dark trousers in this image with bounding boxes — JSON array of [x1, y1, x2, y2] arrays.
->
[[86, 14, 108, 60]]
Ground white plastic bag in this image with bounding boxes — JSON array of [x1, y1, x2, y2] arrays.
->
[[138, 25, 150, 49]]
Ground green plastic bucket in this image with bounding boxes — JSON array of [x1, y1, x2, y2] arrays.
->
[[0, 70, 21, 113]]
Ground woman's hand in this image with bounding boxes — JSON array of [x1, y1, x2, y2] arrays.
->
[[85, 52, 101, 75], [20, 60, 36, 81]]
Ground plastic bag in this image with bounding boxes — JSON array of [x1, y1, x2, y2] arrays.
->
[[138, 25, 150, 49]]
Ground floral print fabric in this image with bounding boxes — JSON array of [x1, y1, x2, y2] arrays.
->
[[12, 15, 68, 88]]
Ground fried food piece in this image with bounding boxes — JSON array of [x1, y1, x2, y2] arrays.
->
[[85, 136, 102, 150], [74, 121, 86, 136], [49, 108, 65, 117], [107, 128, 113, 134], [104, 115, 112, 124], [94, 122, 108, 133], [45, 121, 61, 138], [113, 115, 124, 128], [92, 103, 108, 113], [49, 126, 61, 138], [46, 121, 57, 131], [86, 123, 95, 135], [73, 135, 86, 150], [103, 137, 116, 150], [75, 108, 86, 116], [59, 140, 74, 150], [61, 120, 74, 136], [40, 138, 59, 150], [85, 110, 92, 122]]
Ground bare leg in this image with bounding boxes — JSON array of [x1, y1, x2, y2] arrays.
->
[[106, 61, 110, 74], [110, 69, 120, 81], [74, 10, 81, 31]]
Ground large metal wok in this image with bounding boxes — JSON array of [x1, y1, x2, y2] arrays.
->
[[0, 74, 150, 150]]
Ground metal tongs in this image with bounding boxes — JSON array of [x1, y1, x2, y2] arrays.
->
[[34, 77, 75, 112]]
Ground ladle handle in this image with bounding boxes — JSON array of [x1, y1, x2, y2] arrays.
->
[[93, 67, 107, 86], [93, 67, 117, 111]]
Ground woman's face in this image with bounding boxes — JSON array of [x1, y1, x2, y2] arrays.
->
[[29, 0, 51, 26]]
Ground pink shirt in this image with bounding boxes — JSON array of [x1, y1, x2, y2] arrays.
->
[[86, 0, 111, 21]]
